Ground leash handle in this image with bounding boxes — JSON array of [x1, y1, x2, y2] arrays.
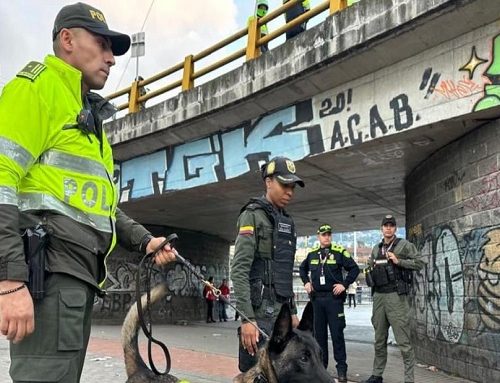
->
[[136, 242, 173, 375], [167, 236, 270, 341]]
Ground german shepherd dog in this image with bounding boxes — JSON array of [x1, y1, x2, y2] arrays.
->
[[121, 283, 180, 382], [233, 302, 332, 383]]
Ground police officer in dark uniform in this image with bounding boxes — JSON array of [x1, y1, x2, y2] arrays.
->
[[299, 224, 359, 383], [230, 156, 304, 372]]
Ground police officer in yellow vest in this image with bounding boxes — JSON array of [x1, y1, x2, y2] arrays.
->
[[0, 3, 176, 382], [248, 0, 270, 53], [299, 223, 359, 383], [283, 0, 311, 40]]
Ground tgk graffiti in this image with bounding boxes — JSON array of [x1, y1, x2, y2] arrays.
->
[[117, 100, 322, 201], [410, 224, 500, 347]]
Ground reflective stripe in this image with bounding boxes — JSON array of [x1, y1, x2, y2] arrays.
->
[[0, 137, 35, 171], [40, 150, 110, 180], [18, 192, 113, 233], [0, 186, 18, 205]]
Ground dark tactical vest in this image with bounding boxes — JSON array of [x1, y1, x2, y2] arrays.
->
[[371, 238, 402, 293], [243, 197, 296, 298]]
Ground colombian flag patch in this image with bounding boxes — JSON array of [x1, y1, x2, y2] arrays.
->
[[239, 226, 254, 236]]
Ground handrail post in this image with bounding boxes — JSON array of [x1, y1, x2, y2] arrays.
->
[[330, 0, 348, 14], [182, 54, 194, 91], [246, 17, 260, 61], [128, 80, 140, 113]]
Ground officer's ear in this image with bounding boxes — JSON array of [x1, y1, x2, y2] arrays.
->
[[264, 176, 273, 191]]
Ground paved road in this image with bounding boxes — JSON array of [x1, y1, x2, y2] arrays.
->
[[0, 304, 473, 382]]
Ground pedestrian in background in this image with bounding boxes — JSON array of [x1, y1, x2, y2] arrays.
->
[[362, 215, 424, 383], [283, 0, 311, 40], [299, 223, 359, 383], [203, 276, 217, 323], [248, 0, 270, 53], [347, 280, 358, 308], [0, 3, 176, 382], [218, 278, 230, 322]]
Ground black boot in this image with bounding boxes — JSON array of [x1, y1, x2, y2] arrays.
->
[[337, 371, 347, 383], [362, 376, 383, 383]]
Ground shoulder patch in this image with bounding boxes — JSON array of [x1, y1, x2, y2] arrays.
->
[[331, 243, 345, 252], [310, 244, 320, 252], [17, 61, 46, 81], [238, 226, 254, 236]]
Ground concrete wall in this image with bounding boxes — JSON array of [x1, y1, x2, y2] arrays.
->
[[406, 120, 500, 382], [114, 22, 499, 202], [93, 226, 230, 324]]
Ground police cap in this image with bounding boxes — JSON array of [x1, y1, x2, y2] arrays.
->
[[52, 2, 131, 56], [381, 215, 397, 226], [317, 224, 332, 234], [261, 156, 304, 187]]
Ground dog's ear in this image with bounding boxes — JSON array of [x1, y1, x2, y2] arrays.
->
[[297, 301, 314, 332], [268, 303, 293, 354]]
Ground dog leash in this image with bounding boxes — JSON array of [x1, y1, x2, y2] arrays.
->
[[165, 234, 270, 341], [136, 237, 174, 376]]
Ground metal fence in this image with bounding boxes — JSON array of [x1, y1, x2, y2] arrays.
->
[[106, 0, 354, 113]]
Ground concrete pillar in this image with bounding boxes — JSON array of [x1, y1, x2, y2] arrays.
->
[[406, 119, 500, 381], [92, 225, 230, 324]]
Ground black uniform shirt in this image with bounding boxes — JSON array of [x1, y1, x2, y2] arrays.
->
[[299, 243, 360, 293]]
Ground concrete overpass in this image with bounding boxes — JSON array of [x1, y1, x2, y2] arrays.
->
[[98, 0, 500, 381], [106, 0, 499, 239]]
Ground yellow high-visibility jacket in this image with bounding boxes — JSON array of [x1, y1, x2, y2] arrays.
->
[[0, 55, 148, 288], [247, 15, 269, 36]]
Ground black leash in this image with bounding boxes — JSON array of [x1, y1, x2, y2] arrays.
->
[[136, 235, 176, 376], [135, 233, 270, 377]]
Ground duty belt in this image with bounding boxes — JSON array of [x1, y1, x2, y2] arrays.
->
[[374, 284, 398, 294], [275, 295, 292, 303]]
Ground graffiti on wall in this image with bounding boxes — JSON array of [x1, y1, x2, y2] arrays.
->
[[409, 223, 500, 346], [94, 259, 228, 315], [463, 163, 500, 213], [474, 34, 500, 111], [113, 29, 498, 202]]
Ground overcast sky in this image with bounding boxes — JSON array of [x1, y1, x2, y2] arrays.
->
[[0, 0, 295, 100]]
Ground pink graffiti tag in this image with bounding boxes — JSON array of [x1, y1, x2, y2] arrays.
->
[[464, 164, 500, 212], [434, 75, 482, 100]]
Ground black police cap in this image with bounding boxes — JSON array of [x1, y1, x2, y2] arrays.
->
[[261, 156, 305, 187], [52, 2, 131, 56]]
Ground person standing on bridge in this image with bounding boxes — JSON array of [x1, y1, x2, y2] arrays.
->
[[299, 223, 359, 383], [248, 0, 270, 53], [283, 0, 311, 40], [231, 156, 304, 372], [0, 3, 176, 382], [362, 215, 424, 383]]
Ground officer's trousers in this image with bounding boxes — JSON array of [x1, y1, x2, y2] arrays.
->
[[371, 291, 415, 382], [312, 295, 347, 373], [10, 273, 95, 383]]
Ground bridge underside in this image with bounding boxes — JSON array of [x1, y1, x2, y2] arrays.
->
[[118, 107, 498, 241]]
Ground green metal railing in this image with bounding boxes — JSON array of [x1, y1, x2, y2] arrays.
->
[[106, 0, 351, 113]]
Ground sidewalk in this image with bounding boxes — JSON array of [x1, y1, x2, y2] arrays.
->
[[0, 305, 474, 382]]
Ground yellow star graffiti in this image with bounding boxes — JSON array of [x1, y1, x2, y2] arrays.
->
[[459, 46, 488, 80]]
